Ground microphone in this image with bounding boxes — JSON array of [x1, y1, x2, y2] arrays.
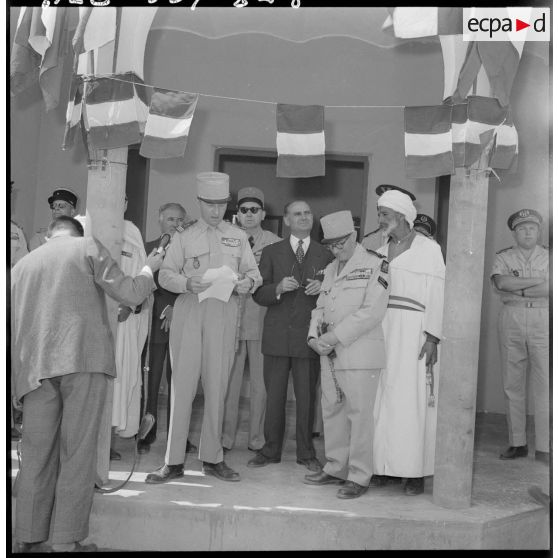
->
[[156, 233, 171, 254]]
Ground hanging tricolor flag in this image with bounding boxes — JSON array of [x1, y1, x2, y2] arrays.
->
[[461, 96, 508, 167], [140, 90, 199, 159], [450, 102, 468, 168], [10, 6, 69, 111], [62, 74, 84, 150], [276, 104, 325, 178], [404, 105, 454, 179], [451, 42, 522, 108], [382, 7, 462, 38], [83, 72, 148, 151], [489, 114, 518, 171]]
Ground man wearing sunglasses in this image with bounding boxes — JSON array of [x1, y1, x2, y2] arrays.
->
[[29, 188, 78, 251], [305, 210, 390, 499], [222, 187, 281, 454], [248, 200, 333, 473]]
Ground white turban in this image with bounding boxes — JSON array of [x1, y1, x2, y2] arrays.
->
[[377, 190, 417, 228]]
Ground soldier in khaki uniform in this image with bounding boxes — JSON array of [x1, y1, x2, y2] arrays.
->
[[305, 211, 390, 499], [491, 209, 549, 464], [146, 172, 262, 484], [222, 186, 281, 452]]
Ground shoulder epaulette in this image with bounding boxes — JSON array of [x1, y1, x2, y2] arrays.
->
[[496, 246, 513, 255], [362, 227, 381, 239], [177, 219, 197, 233], [365, 248, 386, 259]]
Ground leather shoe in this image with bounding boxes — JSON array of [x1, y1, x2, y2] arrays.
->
[[535, 450, 549, 465], [137, 440, 151, 455], [247, 452, 281, 468], [203, 461, 240, 482], [110, 448, 121, 461], [369, 474, 402, 488], [500, 445, 528, 460], [145, 463, 184, 484], [337, 481, 368, 499], [297, 457, 322, 472], [51, 542, 99, 552], [13, 541, 51, 553], [303, 471, 345, 485], [404, 477, 424, 496], [186, 440, 198, 454]]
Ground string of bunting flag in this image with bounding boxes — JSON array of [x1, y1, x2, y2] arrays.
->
[[63, 71, 518, 180]]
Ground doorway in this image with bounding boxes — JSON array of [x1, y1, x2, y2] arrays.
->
[[216, 148, 369, 240]]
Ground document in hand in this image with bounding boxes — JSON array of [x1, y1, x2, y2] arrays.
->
[[198, 265, 239, 303]]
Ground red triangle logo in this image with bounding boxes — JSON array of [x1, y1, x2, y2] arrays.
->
[[516, 19, 530, 32]]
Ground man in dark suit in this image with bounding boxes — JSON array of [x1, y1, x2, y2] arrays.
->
[[248, 200, 333, 472], [139, 202, 197, 455]]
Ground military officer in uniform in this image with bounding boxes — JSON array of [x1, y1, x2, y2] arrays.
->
[[491, 209, 549, 464], [146, 172, 262, 484], [413, 214, 437, 240], [361, 185, 417, 251], [29, 188, 78, 251], [222, 186, 281, 453], [304, 210, 390, 499]]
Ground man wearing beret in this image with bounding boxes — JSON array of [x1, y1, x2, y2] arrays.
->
[[146, 172, 262, 484], [362, 185, 417, 251], [248, 200, 333, 473], [491, 209, 549, 464], [29, 188, 78, 251], [371, 189, 445, 496], [222, 187, 281, 453], [305, 210, 390, 499]]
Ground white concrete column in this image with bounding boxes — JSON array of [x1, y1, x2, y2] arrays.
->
[[85, 147, 128, 484], [433, 152, 491, 508]]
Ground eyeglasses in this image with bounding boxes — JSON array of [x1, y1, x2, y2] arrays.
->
[[326, 235, 351, 252], [239, 207, 262, 214]]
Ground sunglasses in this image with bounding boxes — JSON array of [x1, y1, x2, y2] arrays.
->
[[239, 207, 262, 214]]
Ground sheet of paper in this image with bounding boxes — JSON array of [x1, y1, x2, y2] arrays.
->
[[198, 265, 239, 303]]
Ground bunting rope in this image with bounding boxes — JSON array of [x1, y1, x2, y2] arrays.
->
[[82, 73, 404, 109]]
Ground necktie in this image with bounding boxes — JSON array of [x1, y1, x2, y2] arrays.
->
[[295, 239, 305, 264], [248, 236, 255, 249]]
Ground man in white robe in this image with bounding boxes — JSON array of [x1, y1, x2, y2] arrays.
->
[[371, 190, 445, 496], [112, 217, 150, 438]]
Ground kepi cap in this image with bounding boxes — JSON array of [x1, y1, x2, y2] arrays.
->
[[197, 172, 231, 204], [48, 188, 78, 207], [320, 210, 355, 244], [414, 214, 437, 237], [375, 184, 416, 202], [507, 209, 543, 231], [237, 186, 265, 208]]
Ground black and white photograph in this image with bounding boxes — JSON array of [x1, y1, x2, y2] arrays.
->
[[7, 2, 551, 552]]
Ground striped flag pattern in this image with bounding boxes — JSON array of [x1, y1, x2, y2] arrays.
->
[[461, 96, 507, 167], [62, 74, 84, 150], [490, 115, 518, 171], [276, 104, 325, 178], [83, 72, 148, 151], [140, 90, 199, 159], [451, 102, 468, 167], [404, 105, 454, 179]]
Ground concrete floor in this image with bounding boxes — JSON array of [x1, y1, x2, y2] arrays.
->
[[11, 394, 550, 551]]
